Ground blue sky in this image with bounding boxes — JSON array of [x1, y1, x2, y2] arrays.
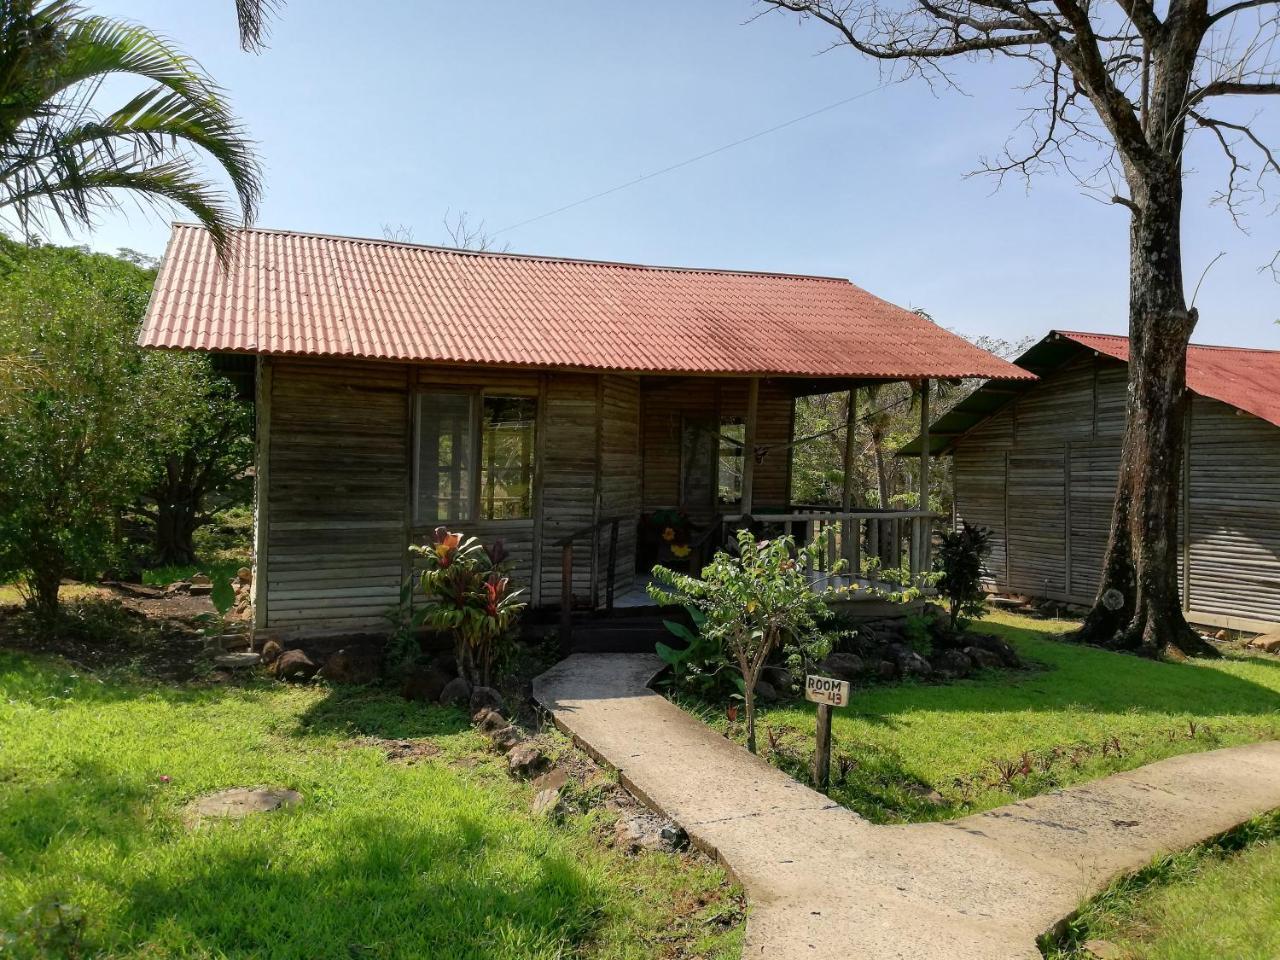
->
[[61, 0, 1280, 348]]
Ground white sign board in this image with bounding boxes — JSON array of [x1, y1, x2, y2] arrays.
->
[[804, 675, 850, 708]]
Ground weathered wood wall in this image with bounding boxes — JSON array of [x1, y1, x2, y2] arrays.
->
[[639, 377, 793, 516], [952, 353, 1280, 627], [258, 360, 797, 635]]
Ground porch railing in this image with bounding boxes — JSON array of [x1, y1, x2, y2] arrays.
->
[[721, 508, 942, 582], [556, 515, 621, 653]]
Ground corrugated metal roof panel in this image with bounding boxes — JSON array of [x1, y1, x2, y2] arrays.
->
[[139, 224, 1034, 381]]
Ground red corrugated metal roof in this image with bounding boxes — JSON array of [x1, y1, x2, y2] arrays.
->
[[1056, 330, 1280, 428], [139, 224, 1033, 380]]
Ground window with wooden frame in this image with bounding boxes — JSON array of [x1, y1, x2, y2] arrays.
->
[[718, 417, 745, 506], [414, 390, 536, 523]]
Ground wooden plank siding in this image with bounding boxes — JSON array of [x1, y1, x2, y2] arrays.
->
[[255, 359, 796, 636], [950, 353, 1280, 627]]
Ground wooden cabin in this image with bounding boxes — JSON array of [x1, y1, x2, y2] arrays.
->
[[140, 224, 1030, 641], [905, 331, 1280, 633]]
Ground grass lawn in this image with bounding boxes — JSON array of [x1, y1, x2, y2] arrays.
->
[[1046, 812, 1280, 960], [0, 651, 743, 960], [682, 611, 1280, 823]]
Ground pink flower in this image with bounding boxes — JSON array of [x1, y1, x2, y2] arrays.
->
[[159, 775, 171, 784]]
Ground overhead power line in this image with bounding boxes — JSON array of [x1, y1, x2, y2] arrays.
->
[[492, 82, 893, 237]]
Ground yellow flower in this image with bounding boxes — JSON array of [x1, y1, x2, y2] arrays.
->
[[662, 527, 676, 542], [670, 543, 690, 558]]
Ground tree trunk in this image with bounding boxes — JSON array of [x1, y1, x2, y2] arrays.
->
[[30, 562, 62, 629], [743, 683, 757, 754], [155, 498, 200, 566], [1076, 175, 1216, 658]]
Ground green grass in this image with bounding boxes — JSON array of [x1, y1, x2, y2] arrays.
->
[[1045, 812, 1280, 959], [0, 652, 743, 960], [683, 611, 1280, 823]]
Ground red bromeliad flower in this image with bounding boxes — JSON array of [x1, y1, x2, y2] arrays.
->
[[431, 526, 462, 566], [483, 575, 509, 617]]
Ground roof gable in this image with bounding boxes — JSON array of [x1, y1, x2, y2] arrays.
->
[[139, 224, 1033, 382]]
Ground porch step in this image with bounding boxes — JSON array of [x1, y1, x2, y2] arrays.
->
[[569, 614, 679, 655]]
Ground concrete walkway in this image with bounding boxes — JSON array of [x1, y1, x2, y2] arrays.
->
[[533, 654, 1280, 960]]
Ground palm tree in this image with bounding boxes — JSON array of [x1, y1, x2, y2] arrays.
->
[[0, 0, 262, 262], [235, 0, 279, 52]]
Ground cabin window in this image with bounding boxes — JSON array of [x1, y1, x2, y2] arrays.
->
[[480, 396, 536, 519], [415, 391, 537, 523], [415, 392, 475, 523], [718, 417, 745, 506]]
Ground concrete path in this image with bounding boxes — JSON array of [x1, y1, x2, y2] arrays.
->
[[533, 653, 1280, 960]]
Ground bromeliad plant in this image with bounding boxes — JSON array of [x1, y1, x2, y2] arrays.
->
[[649, 528, 840, 754], [411, 527, 525, 687], [935, 521, 994, 631]]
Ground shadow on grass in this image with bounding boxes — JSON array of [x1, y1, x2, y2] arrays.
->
[[292, 683, 471, 740], [2, 765, 607, 960]]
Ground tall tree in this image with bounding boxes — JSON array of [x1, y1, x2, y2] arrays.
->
[[0, 0, 261, 262], [762, 0, 1278, 656]]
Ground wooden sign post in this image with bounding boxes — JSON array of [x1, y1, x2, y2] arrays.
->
[[805, 675, 850, 793]]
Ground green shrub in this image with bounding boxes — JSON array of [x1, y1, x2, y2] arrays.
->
[[649, 528, 839, 754], [935, 522, 993, 630]]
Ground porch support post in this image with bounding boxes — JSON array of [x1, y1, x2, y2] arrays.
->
[[740, 377, 760, 518], [251, 355, 272, 636], [917, 379, 931, 575], [842, 387, 858, 571]]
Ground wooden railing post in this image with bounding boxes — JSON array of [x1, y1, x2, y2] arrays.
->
[[909, 515, 921, 579], [560, 543, 573, 654]]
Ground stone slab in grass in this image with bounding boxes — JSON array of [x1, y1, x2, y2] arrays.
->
[[213, 651, 261, 669], [190, 786, 301, 819]]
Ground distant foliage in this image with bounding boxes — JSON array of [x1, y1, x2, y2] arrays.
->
[[936, 521, 994, 630], [649, 528, 839, 754], [411, 528, 526, 687]]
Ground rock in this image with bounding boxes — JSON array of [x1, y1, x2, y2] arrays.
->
[[507, 743, 547, 778], [760, 665, 793, 690], [887, 644, 932, 678], [439, 676, 472, 708], [531, 786, 561, 816], [259, 639, 284, 666], [213, 651, 260, 670], [613, 813, 683, 854], [236, 566, 252, 584], [819, 652, 865, 683], [1248, 630, 1280, 654], [401, 667, 451, 703], [320, 648, 380, 685], [964, 646, 1004, 671], [489, 725, 524, 752], [1081, 940, 1124, 960], [469, 686, 505, 717], [273, 649, 318, 682], [754, 679, 778, 702], [532, 767, 569, 794], [967, 632, 1022, 667], [164, 581, 192, 597], [931, 648, 973, 678], [189, 583, 213, 596], [190, 573, 212, 587], [877, 659, 899, 680], [383, 739, 441, 763], [473, 708, 508, 735], [1214, 629, 1230, 642], [903, 781, 945, 805], [189, 786, 301, 819]]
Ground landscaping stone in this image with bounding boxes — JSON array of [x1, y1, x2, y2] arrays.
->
[[964, 646, 1004, 671], [531, 786, 561, 816], [189, 786, 301, 819], [532, 767, 569, 794], [401, 666, 451, 703], [819, 652, 864, 683], [968, 632, 1022, 667], [472, 708, 508, 735], [877, 659, 898, 680], [213, 651, 260, 670], [507, 743, 547, 778], [236, 566, 252, 584], [320, 648, 379, 685], [613, 811, 684, 854], [760, 665, 793, 690], [164, 581, 191, 597], [887, 644, 932, 678], [382, 739, 441, 763], [188, 573, 213, 596], [930, 649, 973, 678], [489, 725, 524, 752], [273, 649, 318, 682], [754, 678, 778, 702], [1249, 630, 1280, 653], [903, 782, 945, 806], [1081, 940, 1124, 960], [469, 685, 505, 716], [439, 676, 472, 707], [258, 639, 284, 666]]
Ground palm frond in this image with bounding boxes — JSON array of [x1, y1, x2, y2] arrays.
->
[[235, 0, 279, 52]]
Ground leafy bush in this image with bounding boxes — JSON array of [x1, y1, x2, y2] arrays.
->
[[649, 528, 839, 754], [655, 606, 744, 701], [410, 528, 526, 687], [935, 521, 994, 630]]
